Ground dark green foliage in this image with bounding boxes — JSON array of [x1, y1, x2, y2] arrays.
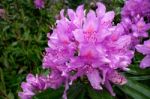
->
[[0, 0, 63, 98], [0, 0, 150, 99], [33, 87, 64, 99]]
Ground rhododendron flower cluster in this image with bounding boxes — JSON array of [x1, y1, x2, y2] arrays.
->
[[19, 74, 47, 99], [42, 2, 134, 98], [121, 0, 150, 67], [19, 1, 150, 99], [121, 0, 150, 46], [18, 72, 64, 99]]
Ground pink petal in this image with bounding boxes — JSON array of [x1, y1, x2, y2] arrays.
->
[[86, 69, 102, 90], [62, 80, 69, 99], [60, 9, 65, 19], [140, 55, 150, 68], [83, 19, 98, 33], [73, 29, 84, 43], [76, 5, 84, 19], [108, 70, 127, 85], [97, 29, 111, 42], [56, 22, 70, 43], [26, 74, 36, 83], [18, 92, 32, 99], [102, 69, 108, 84], [83, 10, 98, 32], [21, 83, 35, 96], [136, 45, 150, 55], [101, 11, 115, 24], [115, 24, 124, 33], [144, 40, 150, 47], [115, 35, 131, 49], [67, 9, 76, 21], [105, 80, 115, 96], [96, 2, 106, 17], [87, 10, 96, 19]]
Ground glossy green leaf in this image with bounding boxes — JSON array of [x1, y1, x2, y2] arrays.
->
[[129, 75, 150, 80], [87, 86, 114, 99], [33, 87, 64, 99], [118, 79, 150, 99], [127, 66, 150, 75], [67, 83, 85, 99]]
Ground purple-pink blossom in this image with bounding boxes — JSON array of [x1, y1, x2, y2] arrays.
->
[[136, 40, 150, 68], [34, 0, 45, 9], [121, 0, 150, 18], [41, 2, 133, 99], [121, 0, 150, 47], [121, 0, 150, 68], [18, 74, 47, 99], [18, 72, 65, 99]]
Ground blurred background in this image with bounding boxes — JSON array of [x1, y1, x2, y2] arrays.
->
[[0, 0, 150, 99]]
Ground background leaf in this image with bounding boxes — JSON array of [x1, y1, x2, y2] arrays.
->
[[33, 87, 64, 99], [118, 79, 150, 99], [87, 85, 114, 99]]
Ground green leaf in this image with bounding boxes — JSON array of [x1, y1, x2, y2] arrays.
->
[[7, 92, 14, 99], [129, 75, 150, 80], [0, 68, 6, 94], [33, 87, 64, 99], [77, 90, 85, 99], [87, 86, 114, 99], [127, 65, 150, 75], [67, 82, 85, 99], [118, 79, 150, 99], [119, 86, 146, 99]]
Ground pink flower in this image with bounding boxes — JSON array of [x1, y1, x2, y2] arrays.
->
[[121, 0, 150, 48], [121, 0, 150, 18], [18, 72, 65, 99], [136, 40, 150, 68], [18, 74, 47, 99], [42, 2, 134, 98], [34, 0, 44, 9]]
